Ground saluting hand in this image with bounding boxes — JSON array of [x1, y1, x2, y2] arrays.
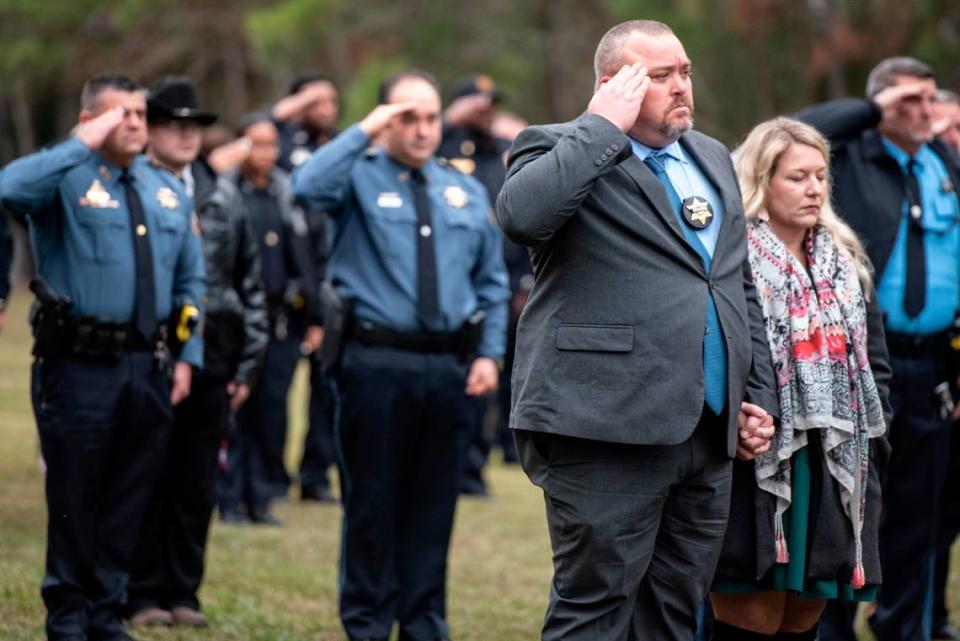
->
[[874, 83, 927, 122], [587, 63, 651, 133], [75, 106, 125, 151], [359, 101, 419, 137]]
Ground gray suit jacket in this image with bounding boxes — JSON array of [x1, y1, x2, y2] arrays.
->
[[495, 114, 779, 457]]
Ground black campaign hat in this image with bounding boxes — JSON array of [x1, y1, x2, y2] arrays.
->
[[147, 76, 218, 125], [451, 73, 503, 104]]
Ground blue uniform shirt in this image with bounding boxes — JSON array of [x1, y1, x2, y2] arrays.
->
[[629, 138, 726, 257], [0, 138, 206, 366], [293, 124, 510, 358], [876, 138, 960, 335]]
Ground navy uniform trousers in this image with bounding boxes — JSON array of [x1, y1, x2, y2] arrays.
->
[[127, 372, 229, 613], [33, 352, 171, 641], [299, 356, 337, 496], [334, 341, 472, 641], [219, 319, 303, 514], [822, 353, 953, 641]]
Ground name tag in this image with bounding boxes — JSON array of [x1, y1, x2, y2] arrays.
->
[[377, 192, 403, 208]]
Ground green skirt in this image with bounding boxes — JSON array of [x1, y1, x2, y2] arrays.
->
[[713, 447, 878, 601]]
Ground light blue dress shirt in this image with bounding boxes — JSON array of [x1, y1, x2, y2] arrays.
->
[[876, 138, 960, 335], [629, 138, 726, 257]]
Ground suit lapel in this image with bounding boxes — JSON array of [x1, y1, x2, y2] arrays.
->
[[679, 135, 739, 267], [617, 154, 703, 272]]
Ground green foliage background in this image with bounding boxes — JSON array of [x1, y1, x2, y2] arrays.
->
[[0, 0, 958, 160]]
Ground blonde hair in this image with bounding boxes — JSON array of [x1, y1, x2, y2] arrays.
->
[[733, 117, 873, 291]]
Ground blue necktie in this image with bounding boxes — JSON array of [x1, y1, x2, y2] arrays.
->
[[644, 153, 727, 415]]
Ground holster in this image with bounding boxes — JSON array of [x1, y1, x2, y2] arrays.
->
[[318, 281, 353, 369]]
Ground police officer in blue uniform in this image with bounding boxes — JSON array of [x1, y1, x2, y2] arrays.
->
[[293, 70, 509, 641], [0, 72, 205, 641]]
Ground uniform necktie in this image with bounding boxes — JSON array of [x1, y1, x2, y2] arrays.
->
[[904, 159, 925, 319], [120, 171, 158, 340], [410, 169, 441, 329], [644, 153, 727, 414]]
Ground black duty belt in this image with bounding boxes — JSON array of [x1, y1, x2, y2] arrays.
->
[[885, 331, 946, 359], [348, 319, 459, 353], [65, 317, 167, 362]]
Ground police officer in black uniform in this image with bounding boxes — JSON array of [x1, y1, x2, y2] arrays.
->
[[271, 74, 341, 502], [0, 72, 205, 641], [126, 76, 269, 629], [439, 75, 531, 492], [217, 113, 321, 524]]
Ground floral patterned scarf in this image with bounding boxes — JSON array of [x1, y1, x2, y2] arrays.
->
[[746, 220, 886, 588]]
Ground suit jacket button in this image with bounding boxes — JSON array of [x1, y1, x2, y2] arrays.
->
[[600, 153, 608, 161], [611, 143, 619, 151], [595, 159, 603, 166]]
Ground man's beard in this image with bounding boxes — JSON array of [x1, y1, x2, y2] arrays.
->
[[659, 116, 694, 142]]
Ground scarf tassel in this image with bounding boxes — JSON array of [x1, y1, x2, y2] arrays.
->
[[851, 563, 865, 590], [775, 513, 790, 564]]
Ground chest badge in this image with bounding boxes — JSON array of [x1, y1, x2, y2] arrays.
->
[[449, 158, 476, 175], [290, 147, 312, 167], [443, 185, 468, 208], [79, 179, 119, 209], [377, 192, 404, 208], [156, 187, 179, 210], [682, 196, 714, 229]]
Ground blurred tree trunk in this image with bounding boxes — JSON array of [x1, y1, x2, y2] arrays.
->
[[11, 77, 35, 155]]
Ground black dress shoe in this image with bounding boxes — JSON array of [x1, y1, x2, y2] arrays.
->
[[301, 485, 338, 503], [220, 508, 250, 525], [934, 623, 960, 641], [249, 509, 283, 526]]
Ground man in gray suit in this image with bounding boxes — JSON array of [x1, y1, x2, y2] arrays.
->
[[496, 20, 779, 641]]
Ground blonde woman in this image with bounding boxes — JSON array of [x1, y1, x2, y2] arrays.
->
[[709, 118, 892, 640]]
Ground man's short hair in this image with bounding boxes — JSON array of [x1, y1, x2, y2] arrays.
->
[[288, 73, 338, 96], [865, 56, 934, 98], [936, 89, 960, 105], [81, 72, 141, 110], [377, 69, 440, 104], [236, 111, 275, 137], [594, 20, 674, 88]]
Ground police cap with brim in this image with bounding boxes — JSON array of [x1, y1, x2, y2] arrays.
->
[[147, 76, 218, 126], [451, 73, 503, 105]]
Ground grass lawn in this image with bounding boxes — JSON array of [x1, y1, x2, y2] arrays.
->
[[0, 292, 941, 640], [0, 293, 552, 641]]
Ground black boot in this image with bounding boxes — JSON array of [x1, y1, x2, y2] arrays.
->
[[776, 625, 818, 640], [711, 620, 777, 640]]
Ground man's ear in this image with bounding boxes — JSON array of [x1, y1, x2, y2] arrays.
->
[[78, 110, 94, 124]]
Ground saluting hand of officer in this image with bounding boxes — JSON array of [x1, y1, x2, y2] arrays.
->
[[444, 94, 493, 127], [587, 62, 651, 133], [75, 106, 125, 150], [465, 357, 499, 397], [359, 101, 419, 137], [874, 82, 928, 122]]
